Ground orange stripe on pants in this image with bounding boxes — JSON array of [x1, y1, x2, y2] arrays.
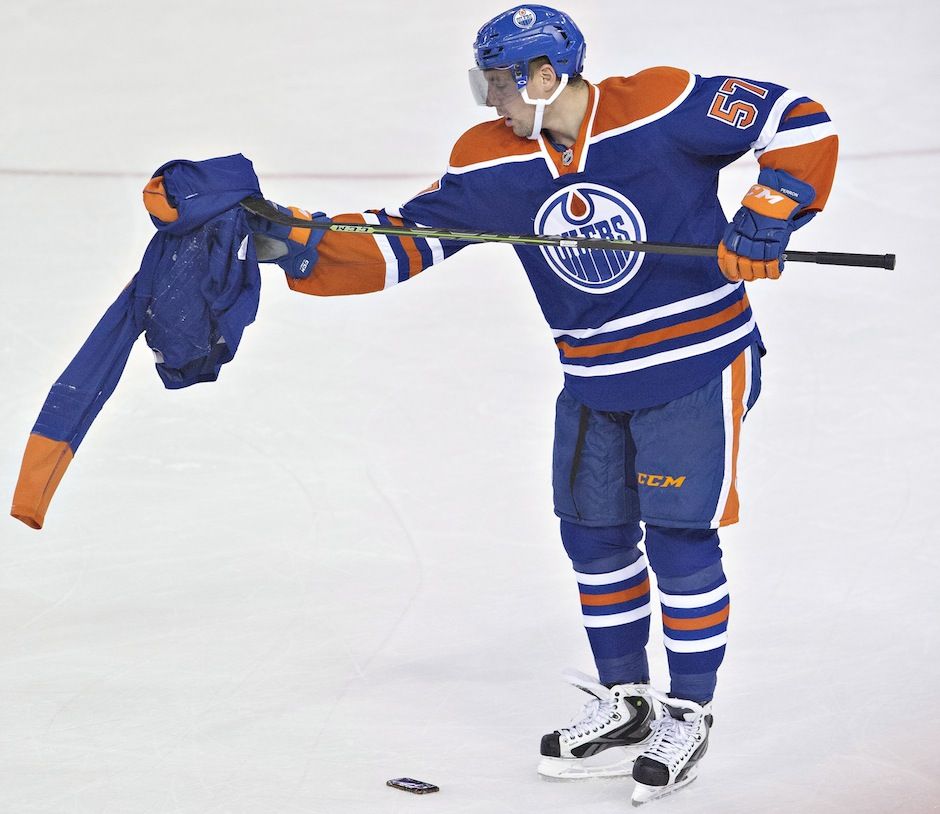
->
[[719, 350, 748, 526]]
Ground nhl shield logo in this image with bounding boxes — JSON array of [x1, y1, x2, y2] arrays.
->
[[512, 8, 537, 28], [535, 183, 647, 294]]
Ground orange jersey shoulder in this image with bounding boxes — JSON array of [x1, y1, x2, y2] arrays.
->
[[449, 119, 542, 170], [593, 67, 693, 136]]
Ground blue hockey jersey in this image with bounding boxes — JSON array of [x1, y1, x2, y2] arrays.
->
[[11, 155, 262, 529], [286, 68, 838, 410]]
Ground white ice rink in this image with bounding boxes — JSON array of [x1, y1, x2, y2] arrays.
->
[[1, 1, 938, 812]]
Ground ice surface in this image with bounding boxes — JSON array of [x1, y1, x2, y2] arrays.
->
[[1, 1, 938, 812]]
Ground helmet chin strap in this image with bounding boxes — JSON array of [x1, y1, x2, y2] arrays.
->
[[521, 74, 569, 140]]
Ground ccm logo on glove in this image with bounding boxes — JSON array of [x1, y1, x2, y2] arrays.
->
[[718, 168, 816, 283], [742, 185, 801, 219]]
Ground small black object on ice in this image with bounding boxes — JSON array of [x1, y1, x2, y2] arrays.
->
[[387, 777, 440, 794]]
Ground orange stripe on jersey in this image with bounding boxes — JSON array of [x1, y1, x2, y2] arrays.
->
[[287, 212, 388, 297], [11, 434, 74, 530], [662, 605, 730, 631], [719, 351, 748, 526], [449, 119, 542, 169], [760, 134, 839, 211], [399, 234, 425, 278], [592, 68, 692, 136], [784, 101, 826, 120], [580, 577, 651, 607], [557, 296, 750, 360]]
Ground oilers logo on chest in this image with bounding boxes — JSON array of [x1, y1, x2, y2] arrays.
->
[[535, 183, 647, 294]]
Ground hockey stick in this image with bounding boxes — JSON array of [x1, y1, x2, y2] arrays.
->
[[240, 197, 896, 270]]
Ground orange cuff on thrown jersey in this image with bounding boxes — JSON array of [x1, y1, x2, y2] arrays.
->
[[11, 434, 75, 530], [142, 176, 179, 222], [741, 184, 801, 219]]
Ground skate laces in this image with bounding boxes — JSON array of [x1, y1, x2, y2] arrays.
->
[[643, 691, 707, 769], [557, 669, 640, 741], [562, 695, 616, 739]]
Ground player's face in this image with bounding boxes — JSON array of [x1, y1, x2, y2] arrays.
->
[[481, 69, 521, 106], [481, 69, 535, 137]]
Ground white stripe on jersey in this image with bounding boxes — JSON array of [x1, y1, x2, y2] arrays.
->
[[577, 87, 602, 173], [743, 344, 754, 418], [551, 283, 742, 340], [756, 121, 838, 157], [583, 602, 653, 628], [361, 213, 399, 289], [664, 632, 728, 653], [560, 317, 756, 377], [574, 555, 649, 586], [426, 237, 445, 265], [446, 151, 546, 176], [659, 583, 730, 610], [751, 88, 803, 152]]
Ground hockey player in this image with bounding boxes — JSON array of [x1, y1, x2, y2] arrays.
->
[[250, 5, 837, 805]]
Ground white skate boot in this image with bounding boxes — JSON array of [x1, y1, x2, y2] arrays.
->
[[630, 693, 713, 805], [538, 669, 657, 780]]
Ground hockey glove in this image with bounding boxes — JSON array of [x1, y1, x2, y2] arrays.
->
[[718, 168, 817, 281], [248, 201, 329, 280]]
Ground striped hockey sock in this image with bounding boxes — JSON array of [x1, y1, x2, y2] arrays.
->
[[645, 525, 728, 703], [561, 522, 651, 685], [659, 574, 729, 702]]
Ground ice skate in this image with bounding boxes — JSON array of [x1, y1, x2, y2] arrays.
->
[[538, 669, 656, 779], [630, 693, 712, 805]]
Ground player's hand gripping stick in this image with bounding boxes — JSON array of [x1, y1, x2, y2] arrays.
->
[[718, 169, 817, 281], [247, 203, 329, 279]]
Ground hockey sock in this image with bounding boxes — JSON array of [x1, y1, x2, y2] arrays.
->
[[560, 520, 651, 686], [644, 525, 729, 704]]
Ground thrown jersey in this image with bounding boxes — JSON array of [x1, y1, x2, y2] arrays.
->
[[12, 155, 262, 529], [288, 67, 838, 410]]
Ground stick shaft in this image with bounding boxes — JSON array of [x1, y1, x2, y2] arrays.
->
[[240, 197, 895, 270]]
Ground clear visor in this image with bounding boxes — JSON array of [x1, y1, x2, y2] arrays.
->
[[468, 67, 525, 107]]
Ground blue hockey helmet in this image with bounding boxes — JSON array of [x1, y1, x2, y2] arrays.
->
[[472, 5, 586, 91]]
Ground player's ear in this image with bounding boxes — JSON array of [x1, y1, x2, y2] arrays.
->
[[537, 63, 559, 92]]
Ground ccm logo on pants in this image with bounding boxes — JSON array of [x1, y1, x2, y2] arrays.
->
[[638, 473, 686, 488]]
